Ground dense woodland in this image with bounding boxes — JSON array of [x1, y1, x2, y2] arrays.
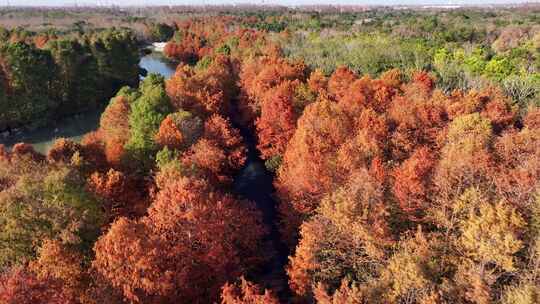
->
[[0, 6, 539, 304]]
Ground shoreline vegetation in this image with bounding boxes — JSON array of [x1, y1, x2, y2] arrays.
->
[[0, 6, 539, 304], [0, 39, 170, 136], [1, 45, 174, 153]]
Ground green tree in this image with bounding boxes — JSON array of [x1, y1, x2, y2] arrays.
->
[[124, 74, 173, 172], [145, 23, 175, 42], [485, 57, 515, 81], [89, 29, 141, 97], [0, 158, 103, 267], [0, 42, 58, 127], [47, 39, 102, 114]]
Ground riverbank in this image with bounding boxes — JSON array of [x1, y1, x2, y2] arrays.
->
[[0, 50, 176, 153], [0, 110, 103, 154]]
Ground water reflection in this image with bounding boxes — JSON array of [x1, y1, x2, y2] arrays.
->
[[139, 51, 177, 79], [0, 111, 102, 154]]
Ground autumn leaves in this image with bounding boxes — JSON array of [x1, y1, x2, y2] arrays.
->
[[1, 15, 539, 304]]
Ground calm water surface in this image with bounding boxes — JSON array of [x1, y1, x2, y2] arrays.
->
[[139, 51, 177, 79], [1, 51, 176, 154]]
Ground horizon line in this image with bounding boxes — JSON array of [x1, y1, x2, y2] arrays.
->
[[1, 1, 539, 8]]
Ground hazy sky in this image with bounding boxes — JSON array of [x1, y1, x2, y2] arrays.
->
[[4, 0, 539, 6]]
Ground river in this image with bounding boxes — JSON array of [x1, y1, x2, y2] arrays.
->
[[0, 50, 176, 154]]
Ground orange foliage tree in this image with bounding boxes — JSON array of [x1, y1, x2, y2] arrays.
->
[[202, 115, 247, 171], [255, 80, 298, 159], [155, 110, 203, 151], [166, 56, 237, 118], [238, 56, 307, 127], [288, 170, 393, 298], [392, 146, 436, 221], [221, 277, 280, 304], [93, 174, 266, 303], [98, 94, 133, 166], [0, 266, 72, 304], [87, 169, 147, 220]]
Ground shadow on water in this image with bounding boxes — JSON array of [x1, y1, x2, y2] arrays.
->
[[232, 123, 291, 299], [0, 110, 102, 154]]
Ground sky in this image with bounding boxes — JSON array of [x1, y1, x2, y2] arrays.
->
[[3, 0, 538, 6]]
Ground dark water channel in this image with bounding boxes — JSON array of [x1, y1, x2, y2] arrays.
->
[[232, 126, 290, 298]]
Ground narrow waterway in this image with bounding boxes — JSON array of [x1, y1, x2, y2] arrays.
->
[[232, 126, 290, 299]]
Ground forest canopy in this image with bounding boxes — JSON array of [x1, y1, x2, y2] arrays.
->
[[0, 6, 539, 304]]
